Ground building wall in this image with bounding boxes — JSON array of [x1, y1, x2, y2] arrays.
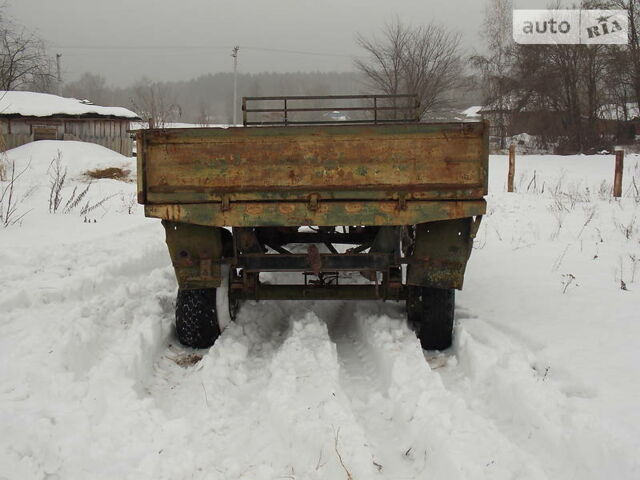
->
[[0, 117, 134, 156]]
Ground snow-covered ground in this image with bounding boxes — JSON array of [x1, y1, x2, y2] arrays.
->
[[1, 142, 639, 479]]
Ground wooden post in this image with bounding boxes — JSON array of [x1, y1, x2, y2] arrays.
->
[[242, 97, 247, 126], [508, 144, 516, 192], [148, 117, 155, 130], [614, 148, 624, 198]]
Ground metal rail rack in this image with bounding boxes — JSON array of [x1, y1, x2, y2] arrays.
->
[[242, 94, 420, 126]]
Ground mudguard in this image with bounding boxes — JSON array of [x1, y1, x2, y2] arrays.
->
[[407, 218, 480, 290], [162, 220, 223, 289]]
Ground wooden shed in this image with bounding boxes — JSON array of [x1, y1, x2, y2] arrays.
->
[[0, 91, 140, 156]]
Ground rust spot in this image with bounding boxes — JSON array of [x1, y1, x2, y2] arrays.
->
[[278, 204, 295, 214], [345, 204, 363, 214], [379, 203, 396, 213], [245, 204, 264, 215]]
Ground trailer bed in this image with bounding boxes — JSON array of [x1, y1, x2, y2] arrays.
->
[[137, 122, 488, 227]]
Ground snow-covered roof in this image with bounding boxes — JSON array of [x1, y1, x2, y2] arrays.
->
[[597, 102, 640, 121], [0, 91, 140, 119], [461, 106, 483, 118]]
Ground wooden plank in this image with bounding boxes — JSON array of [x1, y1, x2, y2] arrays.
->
[[508, 144, 516, 193], [614, 149, 624, 198]]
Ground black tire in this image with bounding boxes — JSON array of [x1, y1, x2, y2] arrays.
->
[[175, 289, 221, 348], [407, 286, 455, 350]]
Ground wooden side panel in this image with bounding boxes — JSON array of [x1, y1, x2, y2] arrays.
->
[[142, 123, 488, 203]]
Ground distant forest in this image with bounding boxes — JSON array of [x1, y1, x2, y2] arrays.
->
[[61, 71, 482, 125], [0, 7, 482, 127]]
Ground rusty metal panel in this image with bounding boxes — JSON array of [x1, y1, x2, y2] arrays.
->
[[407, 218, 474, 290], [244, 284, 407, 301], [146, 187, 488, 204], [140, 122, 488, 205], [162, 221, 223, 289], [145, 199, 486, 228]]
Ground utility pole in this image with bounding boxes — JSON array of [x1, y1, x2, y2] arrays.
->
[[231, 46, 239, 126], [56, 54, 62, 95]]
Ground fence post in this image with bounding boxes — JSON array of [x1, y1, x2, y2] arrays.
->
[[242, 97, 247, 126], [614, 148, 624, 198], [508, 144, 516, 193]]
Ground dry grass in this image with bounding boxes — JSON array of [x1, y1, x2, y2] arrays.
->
[[0, 136, 6, 181], [84, 167, 132, 182], [170, 353, 203, 368]]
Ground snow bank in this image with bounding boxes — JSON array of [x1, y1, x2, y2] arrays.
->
[[0, 140, 143, 247], [6, 140, 134, 178]]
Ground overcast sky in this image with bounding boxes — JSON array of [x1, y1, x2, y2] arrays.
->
[[7, 0, 561, 86]]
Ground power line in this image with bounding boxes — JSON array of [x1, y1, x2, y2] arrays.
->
[[238, 46, 356, 58], [51, 44, 359, 58], [53, 45, 228, 51]]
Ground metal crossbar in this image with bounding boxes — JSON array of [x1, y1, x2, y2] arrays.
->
[[242, 94, 420, 126]]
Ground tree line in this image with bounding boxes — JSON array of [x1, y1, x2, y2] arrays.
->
[[2, 1, 639, 153], [474, 0, 640, 152]]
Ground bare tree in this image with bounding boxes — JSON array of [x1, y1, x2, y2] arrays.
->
[[473, 0, 627, 152], [196, 100, 211, 127], [472, 0, 515, 148], [355, 18, 464, 117], [130, 77, 182, 127], [63, 73, 112, 105], [609, 0, 640, 111], [0, 18, 53, 91]]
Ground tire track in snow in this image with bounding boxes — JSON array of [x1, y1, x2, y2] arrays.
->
[[145, 301, 379, 479], [328, 302, 387, 400], [326, 301, 548, 479], [324, 301, 389, 472]]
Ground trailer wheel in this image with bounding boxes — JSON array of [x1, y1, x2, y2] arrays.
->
[[175, 289, 221, 348], [407, 287, 455, 350]]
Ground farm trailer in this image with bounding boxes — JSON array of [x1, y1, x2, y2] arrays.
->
[[136, 95, 488, 350]]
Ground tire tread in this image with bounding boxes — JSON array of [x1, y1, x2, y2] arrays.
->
[[175, 289, 221, 348]]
